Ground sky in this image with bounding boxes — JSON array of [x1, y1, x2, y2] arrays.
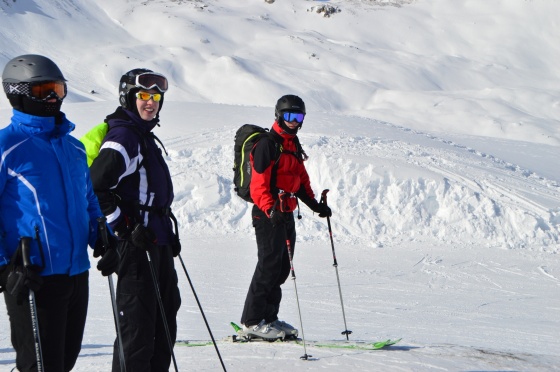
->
[[1, 0, 559, 371]]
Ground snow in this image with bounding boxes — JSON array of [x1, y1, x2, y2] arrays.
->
[[1, 0, 559, 371]]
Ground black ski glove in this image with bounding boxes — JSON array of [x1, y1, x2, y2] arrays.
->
[[308, 198, 332, 218], [93, 236, 108, 258], [4, 265, 43, 304], [268, 209, 285, 227], [171, 235, 181, 257], [9, 266, 43, 292], [97, 249, 120, 276], [94, 233, 120, 276], [93, 229, 119, 257], [316, 203, 332, 218], [129, 223, 157, 251]]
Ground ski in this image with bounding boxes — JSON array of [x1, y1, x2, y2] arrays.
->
[[177, 337, 402, 350], [176, 337, 402, 351], [229, 322, 401, 350], [176, 340, 214, 347], [314, 338, 402, 350]]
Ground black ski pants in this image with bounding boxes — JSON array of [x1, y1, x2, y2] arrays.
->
[[3, 271, 89, 372], [241, 206, 296, 326], [112, 243, 181, 372]]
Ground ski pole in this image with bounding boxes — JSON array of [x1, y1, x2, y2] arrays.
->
[[285, 238, 311, 360], [177, 254, 227, 371], [97, 217, 127, 372], [108, 275, 126, 372], [320, 189, 352, 340], [145, 249, 179, 372], [21, 237, 44, 372]]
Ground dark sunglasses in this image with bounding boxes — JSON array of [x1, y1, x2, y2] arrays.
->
[[135, 72, 168, 92], [282, 112, 305, 124], [29, 81, 67, 100], [135, 92, 162, 102]]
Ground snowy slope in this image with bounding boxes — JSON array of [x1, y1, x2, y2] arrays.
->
[[1, 0, 560, 371], [1, 0, 559, 144]]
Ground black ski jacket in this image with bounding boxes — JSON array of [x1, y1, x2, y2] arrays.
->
[[90, 107, 175, 245]]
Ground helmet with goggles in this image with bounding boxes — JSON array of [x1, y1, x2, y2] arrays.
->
[[119, 68, 168, 110], [275, 94, 306, 118], [275, 94, 306, 134], [2, 54, 67, 117]]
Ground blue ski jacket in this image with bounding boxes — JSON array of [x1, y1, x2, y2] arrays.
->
[[0, 109, 102, 276]]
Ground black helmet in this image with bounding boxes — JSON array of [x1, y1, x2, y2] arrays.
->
[[119, 68, 168, 115], [275, 94, 306, 118], [275, 94, 306, 134], [2, 54, 67, 117], [2, 54, 66, 84]]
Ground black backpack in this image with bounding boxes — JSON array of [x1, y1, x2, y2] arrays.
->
[[233, 124, 306, 203], [233, 124, 278, 202]]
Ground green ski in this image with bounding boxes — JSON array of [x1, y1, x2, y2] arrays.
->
[[230, 322, 401, 350], [176, 340, 214, 347], [314, 338, 402, 350]]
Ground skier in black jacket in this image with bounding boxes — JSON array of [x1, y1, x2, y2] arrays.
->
[[89, 68, 181, 372]]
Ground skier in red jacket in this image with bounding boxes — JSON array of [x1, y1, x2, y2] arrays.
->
[[240, 94, 331, 339]]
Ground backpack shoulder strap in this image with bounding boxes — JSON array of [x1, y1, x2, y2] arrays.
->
[[292, 135, 308, 161], [258, 132, 283, 196], [263, 131, 283, 161]]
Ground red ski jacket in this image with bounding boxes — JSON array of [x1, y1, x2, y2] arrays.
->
[[250, 121, 315, 215]]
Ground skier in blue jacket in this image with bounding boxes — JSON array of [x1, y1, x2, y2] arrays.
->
[[0, 54, 112, 372]]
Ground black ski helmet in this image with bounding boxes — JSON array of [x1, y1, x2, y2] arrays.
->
[[2, 54, 67, 117], [119, 68, 166, 119], [275, 94, 306, 134], [275, 94, 306, 118]]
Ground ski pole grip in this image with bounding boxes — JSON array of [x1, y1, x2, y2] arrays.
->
[[97, 217, 110, 249], [20, 237, 33, 268], [321, 189, 330, 206]]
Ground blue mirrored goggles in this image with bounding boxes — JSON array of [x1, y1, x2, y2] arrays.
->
[[282, 111, 305, 124]]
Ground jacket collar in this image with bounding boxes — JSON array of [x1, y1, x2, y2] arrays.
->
[[105, 106, 158, 133], [11, 109, 74, 137], [271, 121, 296, 142]]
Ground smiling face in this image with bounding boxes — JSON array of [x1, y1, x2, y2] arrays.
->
[[135, 88, 160, 121]]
